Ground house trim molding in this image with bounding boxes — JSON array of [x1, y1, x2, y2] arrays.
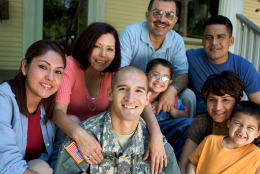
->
[[88, 0, 105, 25], [183, 37, 202, 46], [23, 0, 43, 58]]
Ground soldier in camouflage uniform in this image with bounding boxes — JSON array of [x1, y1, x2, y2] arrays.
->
[[55, 66, 181, 174]]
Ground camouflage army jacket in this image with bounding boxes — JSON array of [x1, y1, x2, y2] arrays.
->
[[54, 110, 181, 174]]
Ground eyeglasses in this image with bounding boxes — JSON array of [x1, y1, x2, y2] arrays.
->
[[149, 72, 171, 82], [152, 9, 176, 21]]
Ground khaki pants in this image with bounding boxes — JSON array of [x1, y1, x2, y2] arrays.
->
[[27, 159, 53, 174]]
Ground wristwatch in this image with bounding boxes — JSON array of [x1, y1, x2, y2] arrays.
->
[[172, 83, 180, 94]]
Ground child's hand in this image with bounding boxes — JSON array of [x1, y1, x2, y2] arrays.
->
[[157, 85, 177, 115]]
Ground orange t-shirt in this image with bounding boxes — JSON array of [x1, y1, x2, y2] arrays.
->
[[189, 135, 260, 174]]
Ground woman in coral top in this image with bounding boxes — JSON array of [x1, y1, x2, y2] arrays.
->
[[0, 40, 66, 174], [53, 23, 167, 173], [55, 23, 121, 122]]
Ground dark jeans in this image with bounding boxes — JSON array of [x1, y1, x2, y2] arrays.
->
[[158, 118, 194, 160]]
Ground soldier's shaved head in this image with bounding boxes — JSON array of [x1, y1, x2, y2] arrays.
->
[[111, 66, 149, 92]]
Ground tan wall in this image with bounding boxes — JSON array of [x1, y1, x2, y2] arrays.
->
[[243, 0, 260, 27], [0, 0, 23, 70], [104, 0, 149, 35]]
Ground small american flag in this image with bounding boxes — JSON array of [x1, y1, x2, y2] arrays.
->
[[65, 142, 84, 164]]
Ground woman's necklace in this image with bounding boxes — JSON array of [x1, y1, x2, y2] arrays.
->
[[214, 121, 220, 135], [85, 72, 102, 111]]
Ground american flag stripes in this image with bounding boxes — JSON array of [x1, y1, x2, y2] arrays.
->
[[65, 142, 84, 164]]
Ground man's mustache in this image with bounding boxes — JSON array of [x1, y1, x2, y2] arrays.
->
[[153, 20, 170, 26]]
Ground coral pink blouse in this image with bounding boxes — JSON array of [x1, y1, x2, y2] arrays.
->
[[56, 56, 113, 121]]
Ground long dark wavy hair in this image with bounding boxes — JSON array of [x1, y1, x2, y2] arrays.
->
[[7, 40, 66, 124]]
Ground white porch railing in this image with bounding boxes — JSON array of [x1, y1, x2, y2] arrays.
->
[[235, 14, 260, 74]]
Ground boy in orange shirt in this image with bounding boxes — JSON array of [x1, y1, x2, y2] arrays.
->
[[187, 101, 260, 174]]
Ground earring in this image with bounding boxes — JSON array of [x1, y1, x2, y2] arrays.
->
[[23, 72, 26, 75]]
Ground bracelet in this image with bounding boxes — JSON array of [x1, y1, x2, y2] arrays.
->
[[172, 83, 180, 93]]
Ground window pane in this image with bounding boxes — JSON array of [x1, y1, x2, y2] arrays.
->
[[43, 0, 88, 54], [174, 0, 219, 38]]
